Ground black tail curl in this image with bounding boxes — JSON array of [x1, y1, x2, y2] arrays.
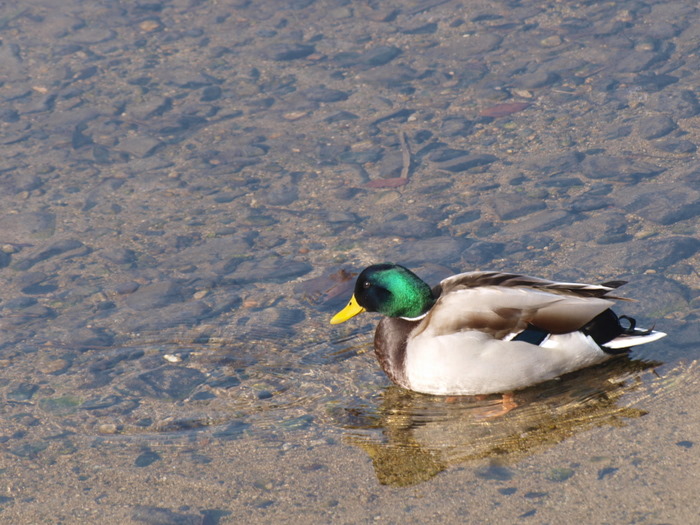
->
[[582, 309, 651, 354], [617, 315, 653, 336]]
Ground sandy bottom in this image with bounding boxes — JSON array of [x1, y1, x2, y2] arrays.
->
[[3, 364, 698, 524]]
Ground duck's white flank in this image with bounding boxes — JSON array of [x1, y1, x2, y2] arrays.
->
[[404, 329, 610, 395]]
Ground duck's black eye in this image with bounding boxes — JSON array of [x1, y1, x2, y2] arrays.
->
[[362, 281, 371, 289]]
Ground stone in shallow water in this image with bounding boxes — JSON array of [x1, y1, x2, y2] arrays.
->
[[402, 22, 438, 35], [476, 463, 513, 481], [126, 96, 173, 120], [325, 110, 358, 123], [134, 449, 161, 468], [614, 50, 667, 73], [637, 114, 676, 140], [612, 275, 690, 328], [121, 301, 213, 332], [0, 108, 19, 123], [581, 155, 663, 180], [656, 89, 700, 118], [261, 43, 315, 61], [3, 296, 37, 309], [1, 172, 43, 194], [114, 281, 139, 294], [125, 281, 184, 310], [514, 70, 559, 89], [71, 123, 93, 149], [62, 327, 115, 348], [213, 420, 251, 441], [434, 153, 498, 172], [125, 366, 206, 400], [302, 86, 350, 102], [227, 257, 312, 284], [326, 211, 359, 224], [622, 185, 700, 225], [366, 219, 439, 238], [167, 235, 254, 270], [0, 42, 25, 82], [490, 193, 546, 220], [242, 306, 306, 339], [7, 382, 39, 401], [564, 211, 627, 244], [378, 150, 405, 179], [461, 241, 505, 265], [358, 64, 419, 89], [430, 34, 502, 59], [570, 195, 613, 213], [0, 212, 55, 242], [440, 117, 474, 137], [8, 442, 50, 459], [654, 140, 696, 153], [605, 124, 632, 139], [200, 85, 222, 102], [264, 183, 299, 205], [452, 209, 481, 224], [427, 148, 470, 163], [546, 467, 575, 482], [1, 304, 53, 327], [507, 209, 576, 234], [342, 45, 402, 68], [389, 236, 473, 265], [13, 239, 87, 270], [593, 212, 633, 245], [17, 271, 49, 291], [621, 236, 700, 270], [81, 394, 124, 411], [100, 248, 137, 265], [117, 135, 162, 158], [634, 72, 678, 92]]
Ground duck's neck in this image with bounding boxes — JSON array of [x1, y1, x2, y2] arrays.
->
[[379, 271, 436, 319]]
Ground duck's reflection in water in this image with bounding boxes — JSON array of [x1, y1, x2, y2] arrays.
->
[[338, 357, 665, 486]]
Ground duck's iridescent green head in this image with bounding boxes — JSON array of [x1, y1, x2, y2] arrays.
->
[[330, 263, 436, 323]]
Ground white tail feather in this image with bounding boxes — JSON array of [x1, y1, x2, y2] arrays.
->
[[602, 330, 667, 350]]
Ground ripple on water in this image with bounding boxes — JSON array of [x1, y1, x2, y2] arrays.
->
[[1, 326, 696, 472], [1, 330, 380, 446]]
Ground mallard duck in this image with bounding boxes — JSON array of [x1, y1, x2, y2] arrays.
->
[[330, 263, 666, 396]]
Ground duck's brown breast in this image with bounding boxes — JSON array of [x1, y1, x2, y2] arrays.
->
[[374, 317, 419, 389]]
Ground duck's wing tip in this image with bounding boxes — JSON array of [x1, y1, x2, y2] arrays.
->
[[440, 271, 631, 299]]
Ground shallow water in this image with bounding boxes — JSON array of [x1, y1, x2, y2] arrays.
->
[[0, 0, 698, 522]]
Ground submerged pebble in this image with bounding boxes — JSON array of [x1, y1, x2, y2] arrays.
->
[[132, 506, 204, 525], [581, 155, 663, 181], [490, 193, 547, 220], [621, 185, 700, 225], [637, 115, 677, 139], [125, 281, 184, 310], [390, 237, 472, 265], [475, 463, 514, 481], [124, 366, 206, 400]]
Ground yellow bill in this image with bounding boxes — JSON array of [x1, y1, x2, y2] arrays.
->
[[330, 295, 365, 324]]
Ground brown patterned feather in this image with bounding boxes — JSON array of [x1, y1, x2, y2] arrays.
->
[[416, 273, 619, 339], [438, 271, 631, 300]]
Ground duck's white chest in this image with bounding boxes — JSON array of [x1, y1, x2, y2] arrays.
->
[[403, 330, 610, 395]]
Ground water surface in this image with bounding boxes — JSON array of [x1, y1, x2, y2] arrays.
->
[[0, 0, 698, 522]]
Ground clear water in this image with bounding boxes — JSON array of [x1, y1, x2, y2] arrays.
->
[[0, 0, 698, 522]]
